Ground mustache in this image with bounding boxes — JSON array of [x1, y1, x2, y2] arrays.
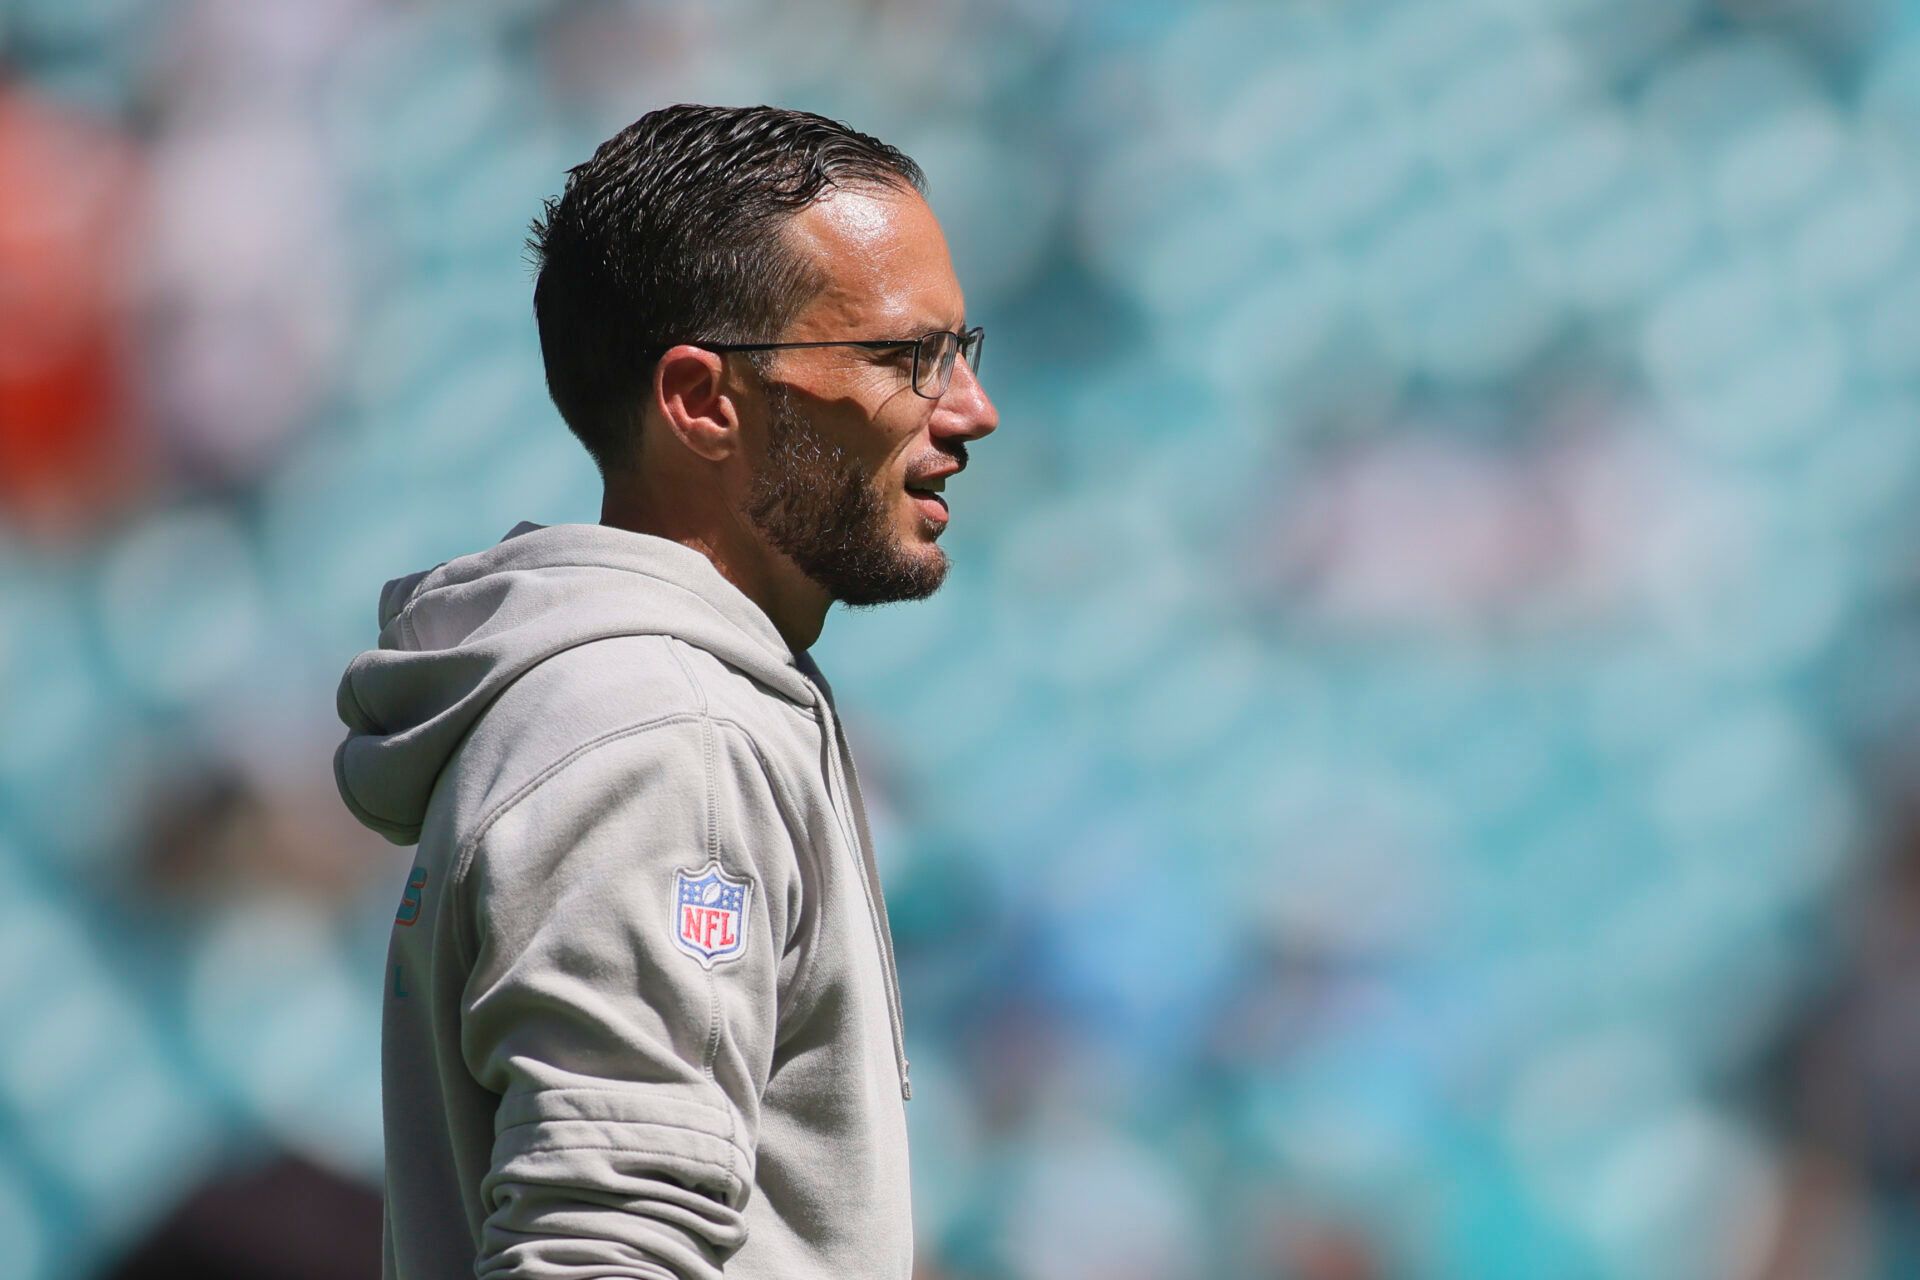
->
[[909, 442, 967, 480]]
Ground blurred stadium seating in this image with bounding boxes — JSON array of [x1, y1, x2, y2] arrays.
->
[[7, 0, 1920, 1276]]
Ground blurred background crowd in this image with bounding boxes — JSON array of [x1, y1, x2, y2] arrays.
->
[[5, 0, 1920, 1276]]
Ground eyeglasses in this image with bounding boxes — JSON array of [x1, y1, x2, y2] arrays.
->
[[693, 326, 985, 399]]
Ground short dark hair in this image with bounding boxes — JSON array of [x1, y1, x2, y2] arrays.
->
[[527, 104, 926, 476]]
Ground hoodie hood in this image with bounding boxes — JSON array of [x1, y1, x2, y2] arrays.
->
[[335, 521, 817, 844]]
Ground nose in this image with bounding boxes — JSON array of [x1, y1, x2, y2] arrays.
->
[[933, 353, 998, 443]]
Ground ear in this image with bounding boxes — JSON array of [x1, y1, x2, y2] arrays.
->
[[653, 344, 740, 462]]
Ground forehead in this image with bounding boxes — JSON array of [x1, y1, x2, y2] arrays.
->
[[779, 183, 963, 336]]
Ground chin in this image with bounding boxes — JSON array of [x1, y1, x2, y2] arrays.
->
[[918, 542, 951, 574], [892, 534, 948, 576], [833, 544, 949, 608], [891, 540, 952, 597]]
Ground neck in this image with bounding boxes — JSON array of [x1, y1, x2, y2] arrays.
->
[[601, 479, 832, 654]]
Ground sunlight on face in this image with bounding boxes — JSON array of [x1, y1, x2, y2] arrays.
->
[[738, 183, 998, 604]]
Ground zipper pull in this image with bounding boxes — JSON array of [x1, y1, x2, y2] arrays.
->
[[901, 1059, 912, 1102]]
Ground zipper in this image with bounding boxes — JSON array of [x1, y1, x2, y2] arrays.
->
[[809, 682, 912, 1102]]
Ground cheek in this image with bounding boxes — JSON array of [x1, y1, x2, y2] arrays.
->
[[798, 381, 929, 480], [861, 418, 927, 485]]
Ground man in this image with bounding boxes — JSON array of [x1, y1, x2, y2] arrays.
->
[[332, 104, 998, 1280]]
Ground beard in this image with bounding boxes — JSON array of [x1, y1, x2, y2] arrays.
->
[[742, 381, 955, 607]]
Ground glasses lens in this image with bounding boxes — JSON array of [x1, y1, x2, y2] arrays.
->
[[916, 331, 960, 398], [962, 328, 984, 380]]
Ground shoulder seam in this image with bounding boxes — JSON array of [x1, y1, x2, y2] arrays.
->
[[448, 710, 705, 963], [705, 718, 807, 840], [668, 638, 821, 721]]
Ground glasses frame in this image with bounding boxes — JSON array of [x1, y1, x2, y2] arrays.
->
[[690, 326, 984, 400]]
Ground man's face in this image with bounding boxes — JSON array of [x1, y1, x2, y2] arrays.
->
[[737, 183, 998, 606]]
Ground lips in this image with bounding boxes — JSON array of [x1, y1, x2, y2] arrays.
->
[[905, 457, 961, 525], [905, 485, 948, 522]]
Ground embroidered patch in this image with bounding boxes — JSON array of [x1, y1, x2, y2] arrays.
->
[[671, 860, 753, 968], [395, 866, 428, 927]]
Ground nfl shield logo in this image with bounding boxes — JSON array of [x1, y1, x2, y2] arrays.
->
[[671, 861, 753, 968]]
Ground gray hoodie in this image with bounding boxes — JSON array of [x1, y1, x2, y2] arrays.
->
[[334, 521, 912, 1280]]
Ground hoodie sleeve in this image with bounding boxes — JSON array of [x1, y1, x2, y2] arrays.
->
[[457, 714, 804, 1280]]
